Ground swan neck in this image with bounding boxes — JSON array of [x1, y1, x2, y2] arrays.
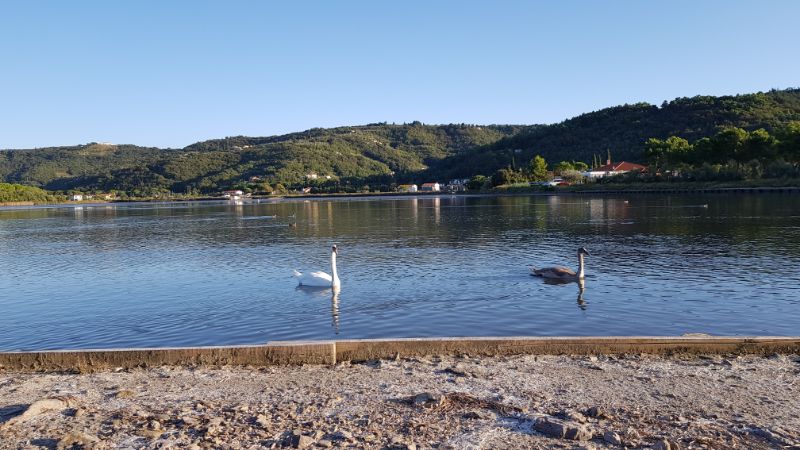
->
[[577, 253, 585, 278], [331, 251, 340, 286]]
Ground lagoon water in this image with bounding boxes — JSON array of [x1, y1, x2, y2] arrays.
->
[[1, 194, 799, 351]]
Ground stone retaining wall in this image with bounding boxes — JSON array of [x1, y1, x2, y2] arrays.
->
[[1, 336, 798, 372]]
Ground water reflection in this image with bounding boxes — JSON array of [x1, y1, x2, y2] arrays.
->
[[2, 194, 800, 350], [542, 277, 588, 310], [331, 290, 340, 333], [295, 285, 341, 334]]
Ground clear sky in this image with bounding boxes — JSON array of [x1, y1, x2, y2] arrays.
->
[[1, 0, 798, 149]]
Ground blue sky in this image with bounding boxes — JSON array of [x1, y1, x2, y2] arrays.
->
[[1, 0, 798, 149]]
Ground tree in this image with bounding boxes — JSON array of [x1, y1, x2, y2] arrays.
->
[[553, 161, 575, 175], [529, 155, 548, 181], [561, 170, 585, 184], [741, 129, 776, 162], [776, 121, 800, 163], [692, 138, 713, 165], [645, 136, 691, 172], [468, 175, 487, 190], [710, 128, 747, 164], [644, 138, 669, 172], [663, 136, 692, 167], [491, 169, 514, 186], [572, 161, 589, 172]]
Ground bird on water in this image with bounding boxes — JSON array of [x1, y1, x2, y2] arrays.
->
[[531, 247, 590, 281], [293, 245, 341, 289]]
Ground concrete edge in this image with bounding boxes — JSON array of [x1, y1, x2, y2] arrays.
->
[[334, 336, 800, 362], [0, 336, 798, 372], [0, 342, 336, 372]]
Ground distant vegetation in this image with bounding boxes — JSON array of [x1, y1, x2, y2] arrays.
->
[[0, 124, 524, 196], [637, 123, 800, 182], [431, 88, 800, 180], [1, 89, 799, 197], [0, 182, 63, 203]]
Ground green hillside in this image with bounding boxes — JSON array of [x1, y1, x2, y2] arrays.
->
[[2, 88, 799, 195], [0, 143, 170, 191], [430, 88, 800, 179], [0, 124, 524, 195]]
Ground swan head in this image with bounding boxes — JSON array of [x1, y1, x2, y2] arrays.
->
[[331, 245, 338, 255], [578, 247, 590, 256]]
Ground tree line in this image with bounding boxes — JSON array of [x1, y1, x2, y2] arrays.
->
[[642, 123, 800, 181], [2, 89, 800, 197], [0, 182, 64, 203]]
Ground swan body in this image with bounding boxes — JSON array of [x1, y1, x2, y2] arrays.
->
[[531, 247, 589, 280], [294, 245, 340, 288]]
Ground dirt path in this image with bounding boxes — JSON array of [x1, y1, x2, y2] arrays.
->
[[1, 353, 798, 449]]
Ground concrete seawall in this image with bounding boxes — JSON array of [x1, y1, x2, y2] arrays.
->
[[1, 336, 798, 372]]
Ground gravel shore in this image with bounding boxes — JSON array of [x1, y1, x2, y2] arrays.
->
[[1, 353, 798, 449]]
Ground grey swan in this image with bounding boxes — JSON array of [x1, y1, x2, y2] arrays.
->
[[531, 247, 589, 280]]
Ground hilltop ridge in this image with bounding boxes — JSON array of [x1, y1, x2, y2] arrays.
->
[[1, 88, 799, 195]]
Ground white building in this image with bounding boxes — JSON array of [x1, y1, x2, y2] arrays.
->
[[446, 178, 470, 192], [222, 190, 244, 198], [583, 161, 648, 179]]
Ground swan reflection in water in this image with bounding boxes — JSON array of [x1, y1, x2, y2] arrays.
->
[[330, 289, 340, 332], [295, 285, 341, 333], [542, 277, 587, 310]]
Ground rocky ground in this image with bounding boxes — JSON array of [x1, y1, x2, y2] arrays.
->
[[1, 353, 799, 449]]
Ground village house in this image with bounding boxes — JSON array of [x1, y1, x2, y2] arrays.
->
[[420, 182, 441, 192], [445, 178, 470, 192], [222, 190, 244, 198], [583, 160, 647, 179], [68, 193, 84, 201], [397, 184, 418, 193]]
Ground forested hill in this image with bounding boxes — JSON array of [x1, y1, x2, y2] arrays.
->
[[1, 88, 799, 195], [428, 88, 800, 179], [0, 124, 525, 195]]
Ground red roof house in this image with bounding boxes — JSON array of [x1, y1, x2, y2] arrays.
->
[[594, 161, 647, 172], [585, 160, 648, 179]]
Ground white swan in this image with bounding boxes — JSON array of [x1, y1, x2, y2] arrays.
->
[[531, 247, 590, 280], [294, 245, 341, 289]]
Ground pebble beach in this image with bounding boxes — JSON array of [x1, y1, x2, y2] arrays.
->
[[1, 353, 799, 449]]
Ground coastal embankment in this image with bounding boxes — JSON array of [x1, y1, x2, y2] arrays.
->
[[0, 201, 34, 207], [1, 336, 799, 372], [1, 337, 799, 449]]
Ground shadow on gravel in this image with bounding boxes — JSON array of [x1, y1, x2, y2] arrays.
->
[[29, 438, 57, 449], [0, 403, 27, 424], [395, 392, 523, 417]]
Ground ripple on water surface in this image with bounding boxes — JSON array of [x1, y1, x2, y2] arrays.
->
[[1, 195, 799, 350]]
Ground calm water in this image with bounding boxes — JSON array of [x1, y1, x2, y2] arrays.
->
[[1, 194, 799, 351]]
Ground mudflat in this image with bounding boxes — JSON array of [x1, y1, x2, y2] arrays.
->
[[1, 354, 798, 449]]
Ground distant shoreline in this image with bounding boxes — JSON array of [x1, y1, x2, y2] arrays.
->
[[0, 201, 34, 207], [2, 185, 800, 209], [283, 185, 800, 200]]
